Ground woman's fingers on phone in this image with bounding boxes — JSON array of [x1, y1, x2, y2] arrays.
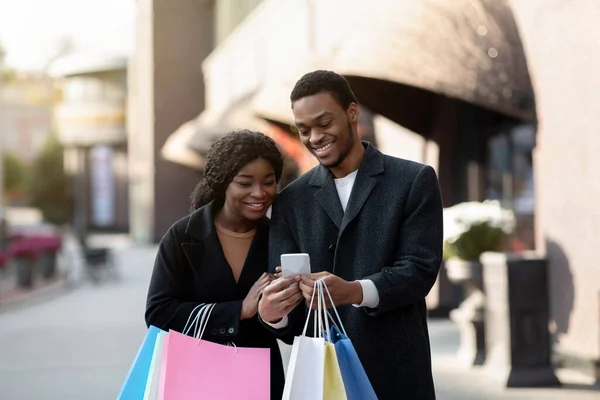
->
[[267, 276, 297, 293]]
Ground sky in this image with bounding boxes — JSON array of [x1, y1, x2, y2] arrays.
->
[[0, 0, 135, 71]]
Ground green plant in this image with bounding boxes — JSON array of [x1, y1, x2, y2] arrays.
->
[[28, 134, 74, 225], [443, 201, 515, 261], [443, 221, 510, 261], [2, 151, 27, 192]]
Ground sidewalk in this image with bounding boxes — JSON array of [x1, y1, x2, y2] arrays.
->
[[429, 319, 599, 399], [0, 271, 69, 310]]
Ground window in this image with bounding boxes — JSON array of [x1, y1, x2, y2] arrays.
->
[[486, 124, 536, 250]]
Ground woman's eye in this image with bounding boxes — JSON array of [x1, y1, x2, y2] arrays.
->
[[237, 182, 251, 187], [264, 181, 276, 187]]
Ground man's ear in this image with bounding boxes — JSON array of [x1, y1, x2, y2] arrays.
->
[[348, 103, 360, 122]]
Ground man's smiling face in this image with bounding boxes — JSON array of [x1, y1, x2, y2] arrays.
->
[[292, 91, 357, 169]]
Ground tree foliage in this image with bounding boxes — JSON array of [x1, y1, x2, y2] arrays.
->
[[29, 134, 73, 225], [2, 152, 27, 192]]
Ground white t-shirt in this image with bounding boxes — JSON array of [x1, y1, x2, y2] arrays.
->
[[334, 170, 358, 212]]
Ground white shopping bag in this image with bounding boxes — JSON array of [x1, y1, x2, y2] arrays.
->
[[143, 330, 167, 400], [282, 282, 326, 400]]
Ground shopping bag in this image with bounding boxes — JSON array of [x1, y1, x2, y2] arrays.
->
[[328, 325, 377, 400], [143, 330, 167, 400], [156, 334, 169, 400], [320, 281, 378, 400], [283, 280, 335, 400], [117, 325, 164, 400], [159, 303, 271, 400], [282, 335, 325, 400], [323, 341, 348, 400]]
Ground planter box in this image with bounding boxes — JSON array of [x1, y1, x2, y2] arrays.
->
[[14, 257, 35, 288], [481, 251, 560, 387]]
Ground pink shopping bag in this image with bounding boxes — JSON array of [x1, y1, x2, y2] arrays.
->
[[157, 320, 270, 399]]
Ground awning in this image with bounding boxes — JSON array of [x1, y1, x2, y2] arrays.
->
[[160, 119, 205, 170], [161, 93, 272, 169], [332, 0, 535, 129], [186, 92, 271, 154]]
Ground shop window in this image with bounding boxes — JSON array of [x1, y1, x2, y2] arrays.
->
[[486, 124, 536, 250]]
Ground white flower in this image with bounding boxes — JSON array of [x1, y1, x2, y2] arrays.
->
[[443, 200, 515, 244]]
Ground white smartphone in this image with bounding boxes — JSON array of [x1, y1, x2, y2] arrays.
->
[[280, 253, 311, 279]]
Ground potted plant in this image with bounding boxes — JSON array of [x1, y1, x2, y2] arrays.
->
[[443, 200, 515, 366]]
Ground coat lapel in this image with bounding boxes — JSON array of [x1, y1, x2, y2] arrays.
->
[[183, 200, 269, 289], [309, 165, 344, 229], [340, 143, 385, 232]]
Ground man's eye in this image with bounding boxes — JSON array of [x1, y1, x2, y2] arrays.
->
[[321, 121, 332, 128], [298, 130, 308, 136]]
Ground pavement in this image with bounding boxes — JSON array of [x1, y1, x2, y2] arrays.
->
[[0, 243, 598, 399]]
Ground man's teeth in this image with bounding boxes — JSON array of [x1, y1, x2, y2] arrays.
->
[[316, 143, 333, 152]]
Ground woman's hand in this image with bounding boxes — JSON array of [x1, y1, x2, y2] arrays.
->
[[241, 272, 276, 320]]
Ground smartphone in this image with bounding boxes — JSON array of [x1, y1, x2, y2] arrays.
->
[[280, 253, 311, 279]]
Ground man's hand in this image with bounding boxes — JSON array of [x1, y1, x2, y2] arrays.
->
[[258, 276, 304, 323], [299, 272, 363, 309]]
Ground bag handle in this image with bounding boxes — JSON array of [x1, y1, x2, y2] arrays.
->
[[182, 303, 207, 336], [317, 280, 332, 341], [301, 280, 319, 337], [319, 279, 348, 337]]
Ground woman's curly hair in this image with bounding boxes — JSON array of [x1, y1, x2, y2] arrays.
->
[[190, 130, 284, 211]]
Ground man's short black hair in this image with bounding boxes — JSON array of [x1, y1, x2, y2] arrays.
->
[[290, 70, 358, 110]]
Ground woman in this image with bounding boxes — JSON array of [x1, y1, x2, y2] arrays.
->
[[145, 130, 286, 398]]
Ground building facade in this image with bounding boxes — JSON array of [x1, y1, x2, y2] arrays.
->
[[51, 54, 130, 236]]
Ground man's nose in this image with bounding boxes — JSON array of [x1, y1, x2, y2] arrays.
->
[[309, 129, 325, 145]]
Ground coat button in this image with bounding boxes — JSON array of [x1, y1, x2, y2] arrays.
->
[[228, 327, 235, 334], [219, 328, 226, 334], [211, 328, 217, 335]]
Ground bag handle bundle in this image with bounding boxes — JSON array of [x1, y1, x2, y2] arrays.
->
[[299, 279, 349, 339], [181, 303, 237, 351]]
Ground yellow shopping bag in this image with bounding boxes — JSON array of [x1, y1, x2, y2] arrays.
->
[[323, 335, 348, 399]]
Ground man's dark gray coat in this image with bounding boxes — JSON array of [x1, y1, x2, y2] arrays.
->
[[265, 143, 443, 399]]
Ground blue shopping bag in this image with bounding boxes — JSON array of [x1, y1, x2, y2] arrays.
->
[[328, 325, 378, 400], [117, 325, 164, 400]]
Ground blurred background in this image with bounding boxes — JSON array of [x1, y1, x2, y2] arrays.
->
[[0, 0, 598, 399]]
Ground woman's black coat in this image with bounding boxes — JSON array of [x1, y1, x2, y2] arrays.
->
[[145, 201, 285, 398]]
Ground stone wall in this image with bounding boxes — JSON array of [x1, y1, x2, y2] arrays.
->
[[510, 0, 600, 377]]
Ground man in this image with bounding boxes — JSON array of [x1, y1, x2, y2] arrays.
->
[[259, 70, 443, 399]]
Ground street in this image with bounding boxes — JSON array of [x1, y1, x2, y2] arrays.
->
[[0, 245, 598, 399]]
